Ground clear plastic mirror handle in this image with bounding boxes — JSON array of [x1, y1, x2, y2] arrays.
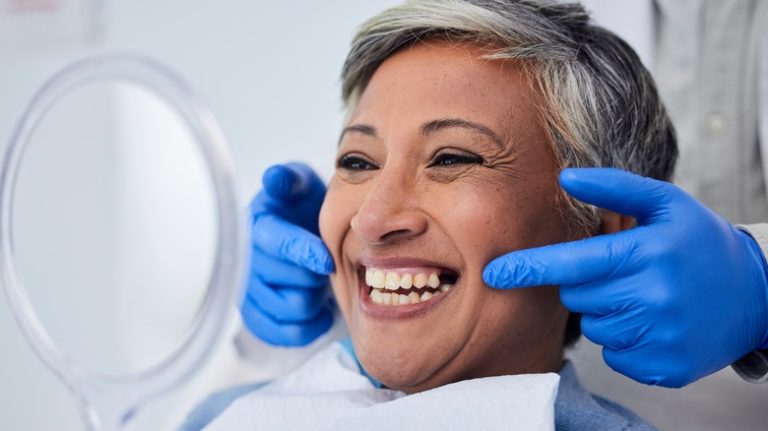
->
[[0, 55, 246, 430]]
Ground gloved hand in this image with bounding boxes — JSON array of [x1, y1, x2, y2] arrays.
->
[[483, 168, 768, 388], [240, 162, 335, 347]]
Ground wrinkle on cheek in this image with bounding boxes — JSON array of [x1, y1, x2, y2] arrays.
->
[[460, 169, 524, 190], [425, 148, 527, 187], [455, 161, 529, 191], [486, 138, 520, 166], [475, 140, 530, 187], [427, 166, 480, 184]]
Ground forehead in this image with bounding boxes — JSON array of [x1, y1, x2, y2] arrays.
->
[[350, 40, 541, 135]]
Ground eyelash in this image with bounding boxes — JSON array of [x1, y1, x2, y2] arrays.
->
[[336, 151, 484, 171], [337, 154, 378, 171], [428, 152, 484, 167]]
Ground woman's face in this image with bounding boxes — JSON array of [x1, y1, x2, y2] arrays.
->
[[319, 41, 571, 393]]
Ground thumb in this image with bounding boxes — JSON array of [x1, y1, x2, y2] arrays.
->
[[560, 168, 679, 223]]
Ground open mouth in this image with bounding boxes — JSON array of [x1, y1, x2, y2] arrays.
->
[[360, 267, 459, 306]]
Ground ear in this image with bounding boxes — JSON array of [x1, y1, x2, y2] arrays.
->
[[599, 209, 635, 234]]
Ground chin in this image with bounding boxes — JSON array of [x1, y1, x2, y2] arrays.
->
[[353, 338, 459, 393], [368, 365, 445, 393]]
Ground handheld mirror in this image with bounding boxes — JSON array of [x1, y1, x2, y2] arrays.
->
[[0, 55, 245, 430]]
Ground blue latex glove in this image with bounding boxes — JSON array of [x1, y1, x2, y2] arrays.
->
[[240, 163, 335, 347], [483, 168, 768, 387]]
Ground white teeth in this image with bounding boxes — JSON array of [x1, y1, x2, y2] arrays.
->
[[385, 272, 400, 290], [364, 269, 445, 289], [398, 294, 410, 305], [408, 291, 420, 304], [371, 271, 385, 288], [371, 289, 383, 304], [365, 268, 456, 307], [368, 282, 454, 307]]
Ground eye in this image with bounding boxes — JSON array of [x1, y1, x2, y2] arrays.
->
[[337, 153, 378, 171], [429, 151, 484, 167]]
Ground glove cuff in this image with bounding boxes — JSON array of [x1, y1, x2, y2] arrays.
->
[[735, 224, 768, 350], [730, 224, 768, 383]]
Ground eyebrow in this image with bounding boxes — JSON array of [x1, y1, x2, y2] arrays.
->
[[422, 118, 505, 150], [338, 123, 377, 146], [339, 117, 505, 149]]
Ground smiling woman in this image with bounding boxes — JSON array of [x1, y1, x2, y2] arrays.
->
[[322, 41, 572, 392], [183, 1, 676, 430]]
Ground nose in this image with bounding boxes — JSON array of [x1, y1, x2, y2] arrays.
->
[[350, 168, 428, 245]]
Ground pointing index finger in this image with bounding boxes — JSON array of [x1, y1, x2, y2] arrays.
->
[[483, 231, 637, 288], [262, 163, 320, 202]]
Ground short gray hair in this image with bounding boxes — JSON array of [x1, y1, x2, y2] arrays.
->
[[341, 0, 677, 235]]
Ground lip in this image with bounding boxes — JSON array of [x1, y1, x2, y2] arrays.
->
[[356, 256, 459, 320], [356, 256, 459, 273]]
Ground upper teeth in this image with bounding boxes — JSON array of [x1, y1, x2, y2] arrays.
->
[[364, 268, 454, 306], [366, 269, 441, 290]]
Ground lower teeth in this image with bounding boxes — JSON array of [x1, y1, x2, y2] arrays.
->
[[369, 284, 453, 305]]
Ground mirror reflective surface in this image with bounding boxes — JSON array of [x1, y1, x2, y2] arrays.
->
[[11, 79, 218, 377]]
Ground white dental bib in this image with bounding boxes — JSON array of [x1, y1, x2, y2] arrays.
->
[[204, 342, 559, 430]]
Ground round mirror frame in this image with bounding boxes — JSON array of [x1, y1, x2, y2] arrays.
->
[[0, 55, 245, 429]]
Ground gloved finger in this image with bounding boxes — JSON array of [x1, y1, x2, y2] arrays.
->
[[483, 231, 638, 288], [559, 277, 638, 315], [244, 276, 327, 322], [252, 213, 334, 275], [262, 162, 325, 203], [241, 301, 335, 347], [251, 163, 327, 234], [559, 168, 682, 224], [601, 347, 688, 388], [250, 249, 328, 288], [579, 312, 644, 351]]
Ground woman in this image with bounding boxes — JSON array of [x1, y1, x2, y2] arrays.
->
[[185, 1, 676, 429]]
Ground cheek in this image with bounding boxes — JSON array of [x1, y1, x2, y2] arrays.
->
[[317, 197, 334, 253], [484, 287, 566, 334], [435, 177, 564, 266], [474, 285, 568, 371], [444, 177, 569, 359], [318, 179, 350, 257], [319, 179, 358, 314]]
